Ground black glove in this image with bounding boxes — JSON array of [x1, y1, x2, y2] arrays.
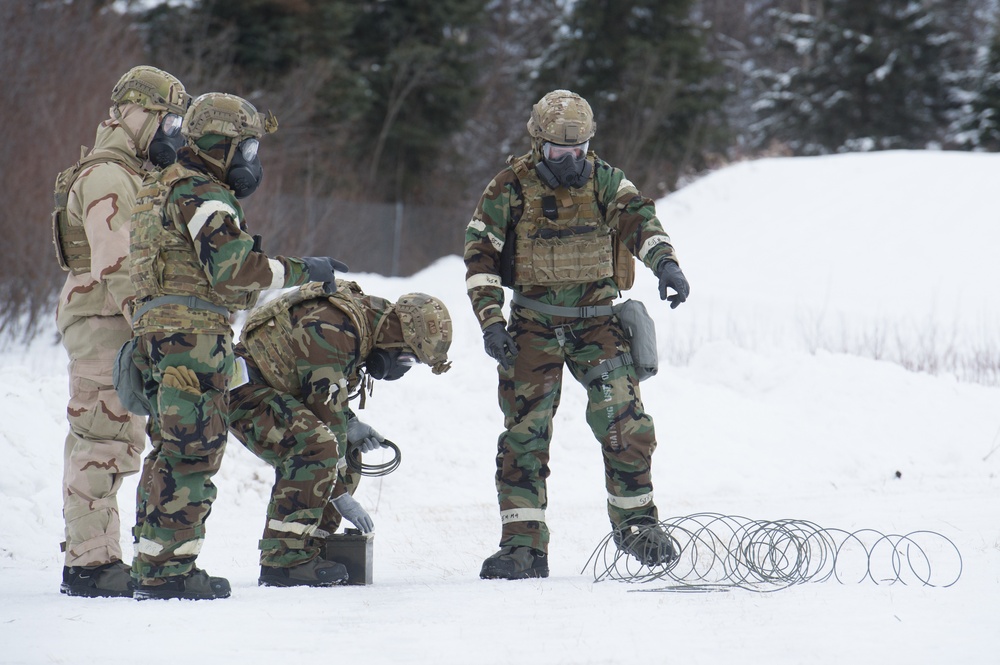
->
[[301, 257, 349, 293], [656, 260, 689, 309], [483, 321, 518, 370]]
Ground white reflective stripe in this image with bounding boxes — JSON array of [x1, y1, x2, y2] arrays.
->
[[136, 537, 164, 556], [638, 235, 670, 262], [268, 518, 318, 536], [467, 218, 486, 233], [188, 200, 238, 240], [607, 492, 654, 510], [500, 508, 546, 524], [230, 356, 250, 390], [488, 232, 504, 252], [467, 273, 502, 290], [174, 539, 204, 557], [266, 258, 286, 290], [616, 177, 639, 197]]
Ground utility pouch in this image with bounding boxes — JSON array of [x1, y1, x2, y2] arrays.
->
[[113, 338, 151, 416], [613, 299, 657, 381]]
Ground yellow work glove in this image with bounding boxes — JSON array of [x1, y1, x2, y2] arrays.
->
[[162, 365, 202, 396]]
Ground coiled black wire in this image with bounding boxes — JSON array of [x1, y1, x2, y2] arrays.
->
[[582, 512, 962, 592], [346, 439, 401, 477]]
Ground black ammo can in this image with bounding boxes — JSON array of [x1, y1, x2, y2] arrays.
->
[[323, 529, 374, 585]]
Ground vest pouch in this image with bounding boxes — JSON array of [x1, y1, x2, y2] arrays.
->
[[613, 235, 635, 291], [613, 299, 657, 381], [515, 232, 613, 285], [113, 338, 151, 416]]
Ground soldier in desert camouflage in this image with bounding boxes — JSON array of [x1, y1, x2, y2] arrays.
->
[[55, 66, 189, 598], [128, 92, 347, 600], [227, 280, 452, 587], [464, 90, 691, 580]]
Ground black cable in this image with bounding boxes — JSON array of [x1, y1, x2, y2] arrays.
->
[[346, 439, 401, 477], [582, 512, 963, 592]]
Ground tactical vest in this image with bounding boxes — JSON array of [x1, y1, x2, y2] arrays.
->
[[240, 280, 372, 395], [130, 163, 257, 321], [508, 153, 634, 290], [52, 150, 139, 275]]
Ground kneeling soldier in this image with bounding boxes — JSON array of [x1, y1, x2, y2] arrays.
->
[[228, 280, 452, 587]]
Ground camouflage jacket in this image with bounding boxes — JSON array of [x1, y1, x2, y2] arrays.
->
[[56, 120, 145, 333], [130, 149, 310, 335], [235, 295, 373, 461], [463, 153, 679, 331]]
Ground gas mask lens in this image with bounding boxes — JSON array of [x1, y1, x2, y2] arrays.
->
[[239, 138, 259, 162], [160, 113, 182, 137], [542, 140, 588, 160]]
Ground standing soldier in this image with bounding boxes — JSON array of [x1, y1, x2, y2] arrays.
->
[[129, 92, 346, 600], [55, 66, 189, 598], [464, 90, 691, 580], [228, 280, 452, 587]]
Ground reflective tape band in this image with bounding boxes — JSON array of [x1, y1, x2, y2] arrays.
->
[[467, 218, 486, 233], [467, 273, 502, 290], [488, 233, 504, 252], [616, 177, 639, 197], [500, 508, 546, 524], [188, 200, 237, 240], [267, 258, 286, 290], [607, 492, 654, 510], [136, 537, 164, 556], [267, 518, 319, 536], [638, 235, 670, 262], [174, 539, 204, 557]]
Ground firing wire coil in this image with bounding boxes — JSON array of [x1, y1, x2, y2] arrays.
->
[[346, 440, 401, 477], [583, 512, 962, 592]]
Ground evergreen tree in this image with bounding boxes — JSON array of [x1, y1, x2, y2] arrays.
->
[[963, 25, 1000, 150], [753, 0, 964, 154], [537, 0, 727, 194]]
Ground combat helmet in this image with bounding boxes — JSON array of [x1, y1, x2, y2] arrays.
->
[[393, 293, 453, 374], [111, 66, 189, 116], [182, 92, 271, 144], [526, 89, 596, 146]]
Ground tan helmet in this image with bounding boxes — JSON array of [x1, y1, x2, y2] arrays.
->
[[526, 89, 596, 145], [395, 293, 452, 374], [111, 66, 189, 116], [182, 92, 269, 143]]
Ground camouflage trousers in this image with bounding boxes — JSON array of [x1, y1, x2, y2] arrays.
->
[[59, 314, 146, 567], [131, 331, 232, 585], [494, 306, 659, 553], [229, 382, 359, 568]]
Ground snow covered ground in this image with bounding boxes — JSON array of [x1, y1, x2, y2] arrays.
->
[[1, 150, 997, 664]]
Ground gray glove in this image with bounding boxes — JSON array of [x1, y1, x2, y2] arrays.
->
[[330, 493, 374, 533], [656, 260, 690, 309], [483, 321, 518, 370], [347, 417, 385, 454], [300, 257, 350, 293]]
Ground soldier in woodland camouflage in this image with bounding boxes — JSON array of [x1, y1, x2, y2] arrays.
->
[[129, 92, 347, 600], [227, 280, 452, 587], [56, 66, 189, 598], [464, 90, 691, 580]]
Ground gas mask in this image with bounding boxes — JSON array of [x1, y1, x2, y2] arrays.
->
[[539, 140, 592, 189], [147, 113, 184, 168], [365, 349, 418, 381], [227, 138, 263, 199]]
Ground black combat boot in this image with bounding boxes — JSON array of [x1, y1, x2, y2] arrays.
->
[[133, 568, 231, 600], [60, 560, 134, 598], [259, 558, 349, 587], [613, 520, 679, 567], [480, 546, 549, 580]]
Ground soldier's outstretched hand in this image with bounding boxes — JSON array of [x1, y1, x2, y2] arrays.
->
[[483, 321, 518, 370], [301, 256, 350, 293], [656, 260, 690, 309]]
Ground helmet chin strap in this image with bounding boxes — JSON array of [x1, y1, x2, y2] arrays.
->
[[188, 137, 240, 178], [371, 304, 405, 349], [113, 104, 159, 161]]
